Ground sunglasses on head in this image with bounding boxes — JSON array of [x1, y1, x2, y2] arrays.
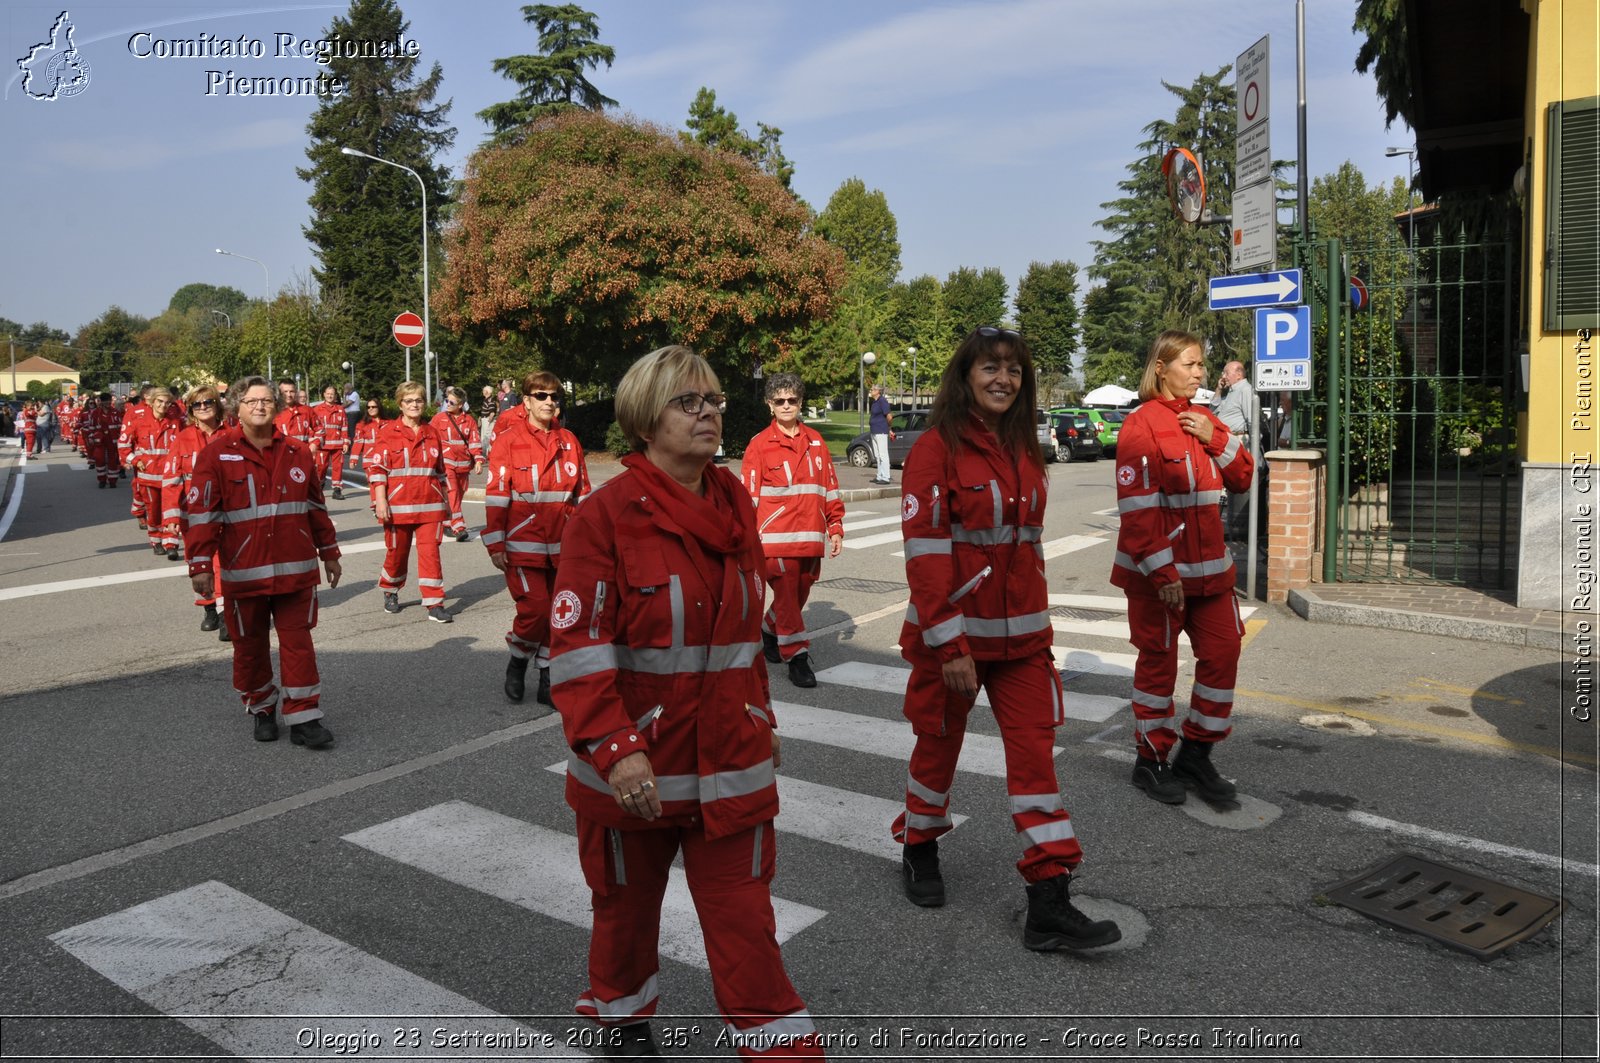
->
[[977, 326, 1021, 339], [525, 391, 559, 402]]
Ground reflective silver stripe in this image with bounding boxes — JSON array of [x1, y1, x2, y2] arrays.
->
[[1010, 793, 1064, 815], [186, 510, 219, 525], [825, 490, 841, 503], [905, 812, 952, 831], [1020, 819, 1077, 847], [480, 530, 505, 546], [1192, 682, 1235, 705], [1162, 490, 1223, 508], [906, 772, 948, 808], [747, 704, 772, 727], [699, 759, 774, 803], [567, 756, 701, 803], [220, 501, 312, 523], [1016, 525, 1044, 543], [759, 483, 827, 498], [387, 467, 439, 478], [707, 642, 760, 671], [1115, 548, 1175, 575], [419, 578, 444, 588], [615, 645, 707, 673], [989, 479, 1002, 527], [948, 565, 991, 603], [504, 540, 560, 555], [965, 611, 1051, 638], [511, 490, 574, 504], [668, 575, 685, 648], [221, 558, 320, 582], [1118, 494, 1163, 514], [1216, 433, 1242, 468], [1175, 555, 1234, 578], [282, 683, 320, 699], [578, 974, 659, 1021], [1134, 715, 1175, 733], [904, 537, 952, 558], [950, 524, 1011, 545], [389, 503, 446, 515], [761, 531, 827, 545], [1131, 688, 1173, 711], [485, 496, 511, 509], [773, 629, 808, 647], [1186, 712, 1231, 733], [552, 644, 619, 684], [921, 613, 966, 648], [723, 1012, 816, 1051]]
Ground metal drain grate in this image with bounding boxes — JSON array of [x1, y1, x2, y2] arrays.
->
[[1323, 853, 1565, 960], [814, 577, 907, 595], [1050, 606, 1120, 621]]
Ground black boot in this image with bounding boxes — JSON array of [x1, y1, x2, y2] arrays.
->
[[787, 652, 817, 688], [600, 1021, 660, 1058], [901, 839, 945, 907], [762, 630, 780, 664], [332, 486, 343, 500], [1023, 874, 1121, 951], [166, 546, 181, 561], [536, 668, 552, 706], [1130, 756, 1186, 804], [1172, 740, 1237, 801], [504, 657, 529, 703], [200, 604, 221, 632]]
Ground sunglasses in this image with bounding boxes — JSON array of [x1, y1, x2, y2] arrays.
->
[[191, 400, 217, 409], [525, 391, 559, 402], [977, 326, 1021, 339], [366, 406, 380, 411], [769, 397, 800, 407]]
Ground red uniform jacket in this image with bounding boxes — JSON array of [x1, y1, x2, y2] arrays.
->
[[899, 418, 1052, 665], [1111, 397, 1253, 597], [273, 404, 317, 447], [349, 417, 381, 466], [312, 402, 348, 451], [364, 420, 448, 524], [548, 459, 776, 839], [183, 426, 340, 599], [161, 423, 226, 531], [429, 409, 485, 472], [80, 406, 117, 447], [482, 416, 589, 569], [742, 421, 845, 558], [119, 408, 181, 491]]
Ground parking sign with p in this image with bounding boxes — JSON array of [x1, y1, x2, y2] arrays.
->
[[1254, 306, 1312, 391]]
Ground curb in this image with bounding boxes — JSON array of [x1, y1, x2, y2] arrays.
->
[[1288, 586, 1568, 651]]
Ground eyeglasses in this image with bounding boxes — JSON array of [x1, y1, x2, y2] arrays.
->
[[667, 392, 727, 416], [977, 326, 1021, 340], [525, 391, 559, 402], [769, 397, 800, 407], [191, 400, 217, 409], [239, 398, 275, 408], [399, 398, 425, 406]]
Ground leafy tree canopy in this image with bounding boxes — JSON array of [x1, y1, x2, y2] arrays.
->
[[1353, 0, 1411, 132], [1015, 260, 1080, 378], [168, 282, 249, 317], [682, 87, 794, 189], [71, 306, 149, 389], [814, 177, 900, 290], [480, 4, 616, 146], [942, 266, 1008, 343], [435, 110, 844, 390]]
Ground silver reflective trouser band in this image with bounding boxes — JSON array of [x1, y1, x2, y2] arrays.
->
[[579, 974, 660, 1022]]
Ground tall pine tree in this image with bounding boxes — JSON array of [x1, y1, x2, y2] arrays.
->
[[479, 4, 615, 146], [300, 0, 454, 395]]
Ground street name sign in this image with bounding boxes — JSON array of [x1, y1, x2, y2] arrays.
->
[[1254, 306, 1312, 392], [392, 312, 424, 348], [1230, 178, 1277, 272], [1209, 268, 1302, 311]]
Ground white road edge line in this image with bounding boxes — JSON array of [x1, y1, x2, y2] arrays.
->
[[1346, 810, 1600, 878], [807, 599, 908, 640], [0, 448, 29, 543]]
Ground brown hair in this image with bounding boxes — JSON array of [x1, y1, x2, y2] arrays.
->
[[1139, 330, 1204, 401], [521, 370, 562, 396], [928, 328, 1044, 467]]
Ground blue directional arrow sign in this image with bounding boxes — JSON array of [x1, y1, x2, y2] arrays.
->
[[1208, 268, 1302, 311]]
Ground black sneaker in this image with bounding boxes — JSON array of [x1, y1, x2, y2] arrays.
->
[[252, 712, 279, 742], [200, 605, 221, 632], [455, 530, 471, 543], [536, 667, 552, 706], [153, 544, 166, 555], [166, 546, 180, 561], [600, 1021, 660, 1058], [289, 720, 334, 748], [1023, 874, 1121, 951], [383, 592, 402, 614], [1130, 756, 1187, 804], [427, 605, 453, 624], [787, 652, 817, 688], [332, 487, 343, 501], [504, 657, 528, 703], [902, 840, 945, 907], [218, 624, 231, 642], [762, 630, 781, 664], [1172, 740, 1237, 801]]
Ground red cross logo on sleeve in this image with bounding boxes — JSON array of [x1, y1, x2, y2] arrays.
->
[[551, 589, 583, 630]]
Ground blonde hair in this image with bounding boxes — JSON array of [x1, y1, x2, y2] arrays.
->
[[1139, 330, 1205, 401], [394, 380, 426, 404], [184, 385, 220, 424], [148, 387, 174, 405], [614, 345, 720, 452]]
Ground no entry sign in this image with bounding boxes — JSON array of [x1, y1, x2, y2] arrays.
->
[[392, 312, 424, 348]]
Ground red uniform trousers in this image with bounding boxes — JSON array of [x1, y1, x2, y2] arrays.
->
[[503, 564, 555, 666], [379, 522, 445, 606], [316, 448, 344, 489], [892, 649, 1082, 882], [88, 443, 118, 485], [1125, 590, 1242, 760], [575, 818, 824, 1059], [762, 556, 821, 662], [443, 469, 471, 536], [224, 588, 322, 724], [22, 428, 36, 452]]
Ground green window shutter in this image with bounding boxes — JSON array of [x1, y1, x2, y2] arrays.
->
[[1546, 96, 1600, 330]]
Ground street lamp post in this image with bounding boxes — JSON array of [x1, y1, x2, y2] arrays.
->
[[215, 249, 270, 381], [342, 360, 355, 390], [341, 147, 430, 386], [1385, 146, 1419, 348], [907, 347, 918, 406], [209, 309, 232, 329], [899, 359, 906, 401], [858, 351, 877, 433]]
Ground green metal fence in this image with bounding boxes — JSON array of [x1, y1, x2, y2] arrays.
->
[[1293, 226, 1519, 588]]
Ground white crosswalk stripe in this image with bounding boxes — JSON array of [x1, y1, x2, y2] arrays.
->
[[814, 660, 1126, 723], [770, 700, 1051, 775], [51, 880, 586, 1058], [343, 800, 825, 970]]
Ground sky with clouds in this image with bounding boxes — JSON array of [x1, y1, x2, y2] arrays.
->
[[2, 0, 1414, 340]]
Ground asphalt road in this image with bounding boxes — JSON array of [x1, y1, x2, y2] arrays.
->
[[0, 443, 1594, 1061]]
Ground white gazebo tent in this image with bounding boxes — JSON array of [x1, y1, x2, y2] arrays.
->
[[1081, 384, 1137, 408]]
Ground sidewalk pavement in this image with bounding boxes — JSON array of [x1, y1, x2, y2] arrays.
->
[[1290, 583, 1576, 652]]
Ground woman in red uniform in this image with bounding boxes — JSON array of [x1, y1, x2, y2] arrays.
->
[[19, 402, 36, 455], [365, 382, 452, 622], [483, 371, 588, 705], [742, 372, 844, 688], [893, 326, 1121, 953], [164, 385, 230, 638], [348, 397, 383, 476], [430, 386, 485, 543], [124, 388, 182, 556], [1113, 330, 1254, 805], [547, 346, 823, 1060]]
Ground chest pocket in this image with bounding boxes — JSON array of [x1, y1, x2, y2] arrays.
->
[[1156, 437, 1197, 496], [952, 454, 1004, 534], [618, 538, 678, 648], [510, 463, 538, 496]]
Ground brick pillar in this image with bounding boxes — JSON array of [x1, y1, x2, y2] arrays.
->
[[1265, 449, 1325, 604]]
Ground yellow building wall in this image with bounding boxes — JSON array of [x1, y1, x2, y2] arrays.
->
[[8, 369, 81, 396], [1524, 0, 1599, 463]]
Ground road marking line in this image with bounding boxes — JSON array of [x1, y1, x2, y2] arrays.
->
[[1092, 507, 1120, 516], [0, 449, 29, 542], [50, 880, 583, 1056], [806, 599, 907, 640], [1347, 811, 1600, 878], [841, 529, 903, 550], [18, 463, 49, 474], [1236, 687, 1599, 766], [343, 801, 825, 970], [814, 660, 1125, 723], [771, 700, 1044, 776], [1412, 677, 1525, 705], [842, 514, 902, 532], [1040, 534, 1106, 559], [0, 715, 566, 902], [1240, 617, 1268, 650]]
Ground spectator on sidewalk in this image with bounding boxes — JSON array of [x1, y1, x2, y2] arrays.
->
[[869, 384, 893, 484]]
